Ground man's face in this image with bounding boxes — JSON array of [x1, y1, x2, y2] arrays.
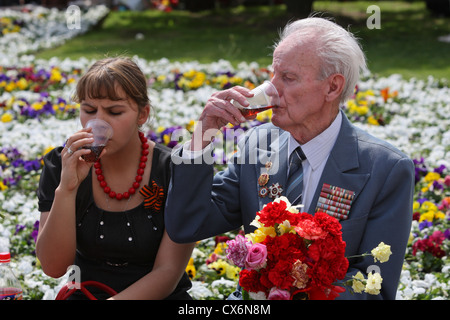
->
[[270, 34, 333, 143]]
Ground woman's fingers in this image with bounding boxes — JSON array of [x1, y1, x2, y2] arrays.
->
[[63, 130, 94, 159]]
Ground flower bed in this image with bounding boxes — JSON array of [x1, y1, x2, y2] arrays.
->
[[0, 5, 449, 300]]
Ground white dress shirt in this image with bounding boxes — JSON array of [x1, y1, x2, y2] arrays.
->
[[288, 112, 342, 212]]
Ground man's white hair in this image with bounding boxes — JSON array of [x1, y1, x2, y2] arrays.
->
[[275, 17, 367, 104]]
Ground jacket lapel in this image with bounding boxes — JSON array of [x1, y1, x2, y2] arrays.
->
[[255, 128, 290, 209]]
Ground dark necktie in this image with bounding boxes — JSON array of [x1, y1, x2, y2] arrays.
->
[[286, 147, 306, 205]]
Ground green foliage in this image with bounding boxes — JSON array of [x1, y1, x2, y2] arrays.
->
[[35, 2, 449, 80]]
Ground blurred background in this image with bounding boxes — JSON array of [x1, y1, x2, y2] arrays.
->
[[1, 0, 449, 80]]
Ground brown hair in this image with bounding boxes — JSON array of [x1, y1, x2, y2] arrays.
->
[[73, 57, 150, 111]]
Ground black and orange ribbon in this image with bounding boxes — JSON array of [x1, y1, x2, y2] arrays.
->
[[139, 180, 164, 212]]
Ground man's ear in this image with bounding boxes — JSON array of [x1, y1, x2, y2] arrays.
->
[[325, 74, 345, 102]]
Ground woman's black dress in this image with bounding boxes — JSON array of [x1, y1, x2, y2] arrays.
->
[[38, 144, 191, 300]]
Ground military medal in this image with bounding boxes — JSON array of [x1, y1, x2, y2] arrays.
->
[[315, 183, 355, 220], [269, 183, 283, 199], [258, 162, 272, 198], [259, 187, 269, 198], [258, 173, 269, 186]]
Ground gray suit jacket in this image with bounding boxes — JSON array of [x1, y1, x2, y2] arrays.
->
[[165, 111, 414, 299]]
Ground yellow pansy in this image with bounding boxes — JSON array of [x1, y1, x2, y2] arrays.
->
[[208, 259, 229, 276], [16, 78, 28, 90], [420, 201, 437, 213], [256, 108, 272, 122], [31, 102, 44, 111], [5, 81, 16, 92], [424, 172, 440, 183], [185, 120, 196, 132], [1, 113, 13, 123], [435, 211, 445, 220], [226, 265, 241, 280], [183, 69, 196, 78], [189, 71, 206, 89], [367, 116, 379, 126], [356, 105, 369, 116], [213, 74, 229, 87], [185, 258, 196, 280], [214, 242, 227, 255], [0, 153, 8, 163], [229, 76, 243, 85], [163, 133, 171, 145], [50, 68, 63, 82], [177, 77, 188, 89], [419, 210, 435, 222], [43, 146, 55, 155], [0, 181, 8, 191]]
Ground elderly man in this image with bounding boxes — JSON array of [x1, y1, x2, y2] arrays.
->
[[165, 17, 414, 300]]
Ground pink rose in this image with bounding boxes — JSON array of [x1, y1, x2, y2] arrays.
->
[[267, 287, 291, 300], [245, 243, 267, 270]]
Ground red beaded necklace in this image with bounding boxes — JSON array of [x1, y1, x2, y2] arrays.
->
[[94, 131, 149, 201]]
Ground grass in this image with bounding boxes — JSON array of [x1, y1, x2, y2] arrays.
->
[[35, 1, 450, 80]]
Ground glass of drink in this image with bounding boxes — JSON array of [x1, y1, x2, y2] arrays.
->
[[232, 81, 280, 119], [81, 119, 113, 162]]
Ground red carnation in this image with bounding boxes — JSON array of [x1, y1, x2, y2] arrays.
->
[[257, 200, 288, 226], [312, 211, 343, 237], [239, 269, 266, 293], [268, 260, 295, 290]]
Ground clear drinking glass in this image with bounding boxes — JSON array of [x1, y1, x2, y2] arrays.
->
[[81, 119, 113, 162], [232, 81, 280, 118]]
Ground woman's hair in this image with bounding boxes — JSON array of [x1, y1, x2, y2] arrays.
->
[[275, 17, 367, 104], [73, 57, 150, 111]]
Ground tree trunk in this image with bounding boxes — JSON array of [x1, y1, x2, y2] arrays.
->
[[284, 0, 314, 18]]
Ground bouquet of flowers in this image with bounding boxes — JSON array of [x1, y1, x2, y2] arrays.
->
[[226, 196, 392, 300]]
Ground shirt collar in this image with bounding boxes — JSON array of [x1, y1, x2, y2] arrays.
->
[[288, 111, 342, 171]]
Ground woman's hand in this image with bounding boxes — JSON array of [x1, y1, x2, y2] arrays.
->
[[60, 128, 96, 192], [191, 86, 254, 151]]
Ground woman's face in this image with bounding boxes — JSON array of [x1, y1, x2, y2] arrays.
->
[[79, 85, 149, 156]]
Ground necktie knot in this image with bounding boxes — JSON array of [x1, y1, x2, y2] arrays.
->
[[289, 147, 306, 173]]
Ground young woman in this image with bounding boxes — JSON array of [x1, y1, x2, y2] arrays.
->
[[36, 57, 194, 300]]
